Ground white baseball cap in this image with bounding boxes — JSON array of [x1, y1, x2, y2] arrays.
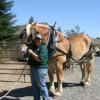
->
[[35, 34, 43, 39]]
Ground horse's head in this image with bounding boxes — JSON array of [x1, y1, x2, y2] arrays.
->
[[20, 21, 51, 56]]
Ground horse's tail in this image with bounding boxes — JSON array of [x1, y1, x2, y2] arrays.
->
[[90, 39, 95, 52], [88, 40, 95, 59]]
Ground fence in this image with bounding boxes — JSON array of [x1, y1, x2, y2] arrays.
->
[[0, 42, 30, 83], [0, 41, 23, 62]]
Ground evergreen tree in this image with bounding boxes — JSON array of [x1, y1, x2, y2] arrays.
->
[[0, 0, 16, 41]]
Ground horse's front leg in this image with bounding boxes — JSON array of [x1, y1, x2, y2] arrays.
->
[[55, 63, 63, 96], [48, 68, 55, 95]]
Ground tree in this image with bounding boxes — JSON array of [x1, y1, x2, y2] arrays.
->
[[57, 26, 62, 32], [28, 16, 34, 24], [41, 22, 49, 25], [96, 37, 100, 39], [0, 0, 16, 41], [74, 25, 80, 33], [64, 25, 83, 37]]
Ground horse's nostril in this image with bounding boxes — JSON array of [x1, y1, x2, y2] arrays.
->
[[21, 51, 26, 57], [22, 51, 25, 54]]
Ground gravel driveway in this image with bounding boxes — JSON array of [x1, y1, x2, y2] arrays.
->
[[0, 57, 100, 100]]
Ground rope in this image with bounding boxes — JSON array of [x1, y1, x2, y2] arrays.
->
[[0, 62, 27, 100]]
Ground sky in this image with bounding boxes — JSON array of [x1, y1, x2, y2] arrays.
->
[[12, 0, 100, 38]]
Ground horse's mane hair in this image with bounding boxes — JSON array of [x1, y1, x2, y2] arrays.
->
[[37, 23, 50, 29]]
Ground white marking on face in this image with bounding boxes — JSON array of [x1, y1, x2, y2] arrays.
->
[[21, 48, 27, 53], [26, 24, 32, 38], [21, 44, 28, 54]]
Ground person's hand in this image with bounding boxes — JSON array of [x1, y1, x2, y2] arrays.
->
[[28, 49, 41, 62], [28, 49, 33, 54]]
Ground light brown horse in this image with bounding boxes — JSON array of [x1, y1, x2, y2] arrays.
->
[[20, 21, 94, 96]]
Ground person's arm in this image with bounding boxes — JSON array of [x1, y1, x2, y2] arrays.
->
[[28, 49, 41, 62]]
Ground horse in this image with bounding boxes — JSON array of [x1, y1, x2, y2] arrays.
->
[[20, 21, 94, 96]]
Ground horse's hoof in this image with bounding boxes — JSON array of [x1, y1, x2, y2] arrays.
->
[[49, 89, 55, 96], [54, 91, 62, 96], [84, 82, 90, 87]]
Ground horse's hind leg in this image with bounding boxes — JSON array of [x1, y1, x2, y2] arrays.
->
[[85, 53, 94, 86], [80, 63, 86, 85]]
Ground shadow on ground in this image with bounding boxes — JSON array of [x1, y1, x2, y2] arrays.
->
[[0, 82, 82, 100]]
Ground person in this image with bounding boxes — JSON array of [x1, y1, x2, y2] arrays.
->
[[27, 34, 49, 100]]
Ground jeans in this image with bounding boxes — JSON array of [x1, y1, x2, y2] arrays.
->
[[30, 66, 49, 100]]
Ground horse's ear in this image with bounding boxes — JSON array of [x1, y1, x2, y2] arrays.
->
[[31, 21, 37, 27]]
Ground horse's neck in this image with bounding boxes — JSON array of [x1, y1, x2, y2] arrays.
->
[[55, 31, 70, 54], [56, 31, 65, 41]]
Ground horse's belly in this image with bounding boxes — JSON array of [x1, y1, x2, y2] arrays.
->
[[48, 58, 56, 70]]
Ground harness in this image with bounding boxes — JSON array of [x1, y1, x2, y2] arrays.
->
[[46, 26, 93, 70]]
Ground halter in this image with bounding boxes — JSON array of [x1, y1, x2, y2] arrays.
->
[[22, 29, 38, 45]]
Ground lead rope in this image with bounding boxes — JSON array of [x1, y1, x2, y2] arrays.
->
[[0, 61, 27, 100]]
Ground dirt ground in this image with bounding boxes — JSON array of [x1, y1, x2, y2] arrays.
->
[[0, 57, 100, 100]]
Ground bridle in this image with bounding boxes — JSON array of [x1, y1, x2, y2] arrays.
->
[[21, 29, 37, 45]]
